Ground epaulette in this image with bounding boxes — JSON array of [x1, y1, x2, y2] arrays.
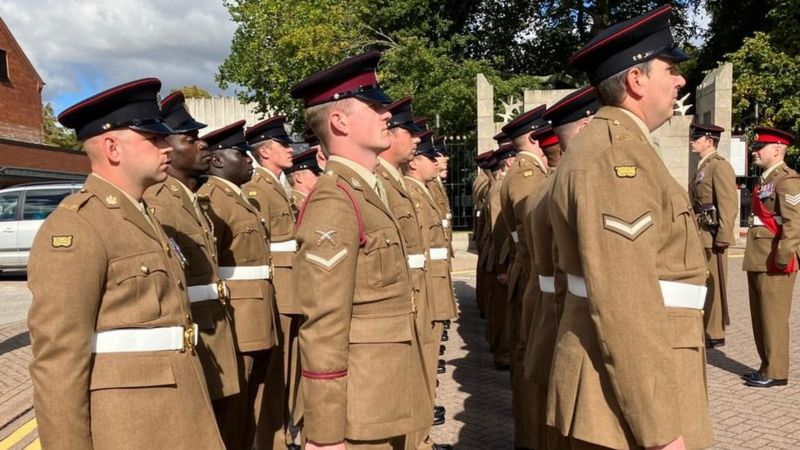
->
[[57, 191, 93, 212]]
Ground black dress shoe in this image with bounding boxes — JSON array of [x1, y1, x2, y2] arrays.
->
[[438, 358, 446, 374], [705, 338, 725, 349], [443, 320, 451, 330], [432, 415, 445, 426], [434, 405, 446, 416], [439, 344, 446, 356], [432, 444, 453, 450], [287, 445, 302, 450], [741, 371, 760, 381], [745, 373, 788, 388], [441, 330, 449, 342]]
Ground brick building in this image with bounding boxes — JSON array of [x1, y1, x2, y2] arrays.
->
[[0, 17, 88, 187]]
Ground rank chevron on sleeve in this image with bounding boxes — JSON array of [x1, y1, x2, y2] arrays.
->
[[785, 193, 800, 206], [602, 212, 654, 241]]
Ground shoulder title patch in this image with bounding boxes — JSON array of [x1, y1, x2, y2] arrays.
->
[[522, 170, 534, 177], [51, 235, 73, 248], [247, 190, 258, 197], [614, 166, 637, 178]]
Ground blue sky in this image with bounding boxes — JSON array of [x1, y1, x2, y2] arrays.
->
[[1, 0, 236, 115]]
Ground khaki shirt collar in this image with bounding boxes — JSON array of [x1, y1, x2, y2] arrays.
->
[[329, 155, 378, 191], [697, 151, 717, 170], [405, 176, 435, 202], [761, 162, 785, 182], [209, 175, 242, 195]]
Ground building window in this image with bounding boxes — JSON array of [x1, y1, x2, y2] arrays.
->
[[0, 49, 8, 80]]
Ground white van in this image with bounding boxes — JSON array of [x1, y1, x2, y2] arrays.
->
[[0, 181, 84, 270]]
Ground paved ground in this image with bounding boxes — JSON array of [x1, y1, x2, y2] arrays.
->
[[2, 249, 800, 449]]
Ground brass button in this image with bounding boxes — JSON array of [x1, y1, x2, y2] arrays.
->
[[140, 265, 150, 274]]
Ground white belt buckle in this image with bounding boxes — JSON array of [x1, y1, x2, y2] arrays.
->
[[539, 275, 556, 294], [92, 325, 198, 354], [407, 253, 426, 269]]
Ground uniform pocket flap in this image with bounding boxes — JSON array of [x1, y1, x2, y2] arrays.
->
[[271, 251, 294, 268], [349, 314, 412, 344], [754, 227, 776, 239], [364, 229, 401, 254], [111, 251, 168, 284], [666, 309, 704, 349], [227, 280, 264, 300], [90, 355, 176, 390], [670, 194, 692, 219]]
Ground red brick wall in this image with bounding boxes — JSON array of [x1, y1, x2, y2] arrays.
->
[[0, 20, 44, 144], [0, 138, 89, 174]]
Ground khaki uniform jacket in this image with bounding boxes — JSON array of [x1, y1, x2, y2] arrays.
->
[[472, 170, 489, 238], [294, 160, 428, 444], [489, 173, 511, 273], [428, 178, 453, 255], [743, 163, 800, 272], [28, 175, 223, 449], [548, 107, 713, 449], [291, 189, 307, 218], [500, 152, 548, 302], [197, 176, 278, 353], [473, 172, 492, 254], [406, 177, 458, 320], [689, 152, 738, 247], [144, 176, 240, 399], [243, 167, 300, 314]]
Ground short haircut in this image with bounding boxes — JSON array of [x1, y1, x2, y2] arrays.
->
[[596, 60, 652, 106], [304, 98, 356, 147]]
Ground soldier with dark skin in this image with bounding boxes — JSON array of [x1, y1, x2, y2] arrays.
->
[[144, 91, 241, 413], [198, 121, 279, 450], [547, 6, 713, 449], [687, 123, 738, 349], [27, 78, 225, 449], [741, 127, 800, 388]]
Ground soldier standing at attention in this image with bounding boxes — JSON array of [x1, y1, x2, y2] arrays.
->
[[547, 5, 714, 449], [498, 105, 550, 450], [474, 149, 498, 318], [431, 137, 454, 261], [290, 51, 429, 450], [687, 123, 738, 349], [287, 149, 323, 217], [198, 121, 279, 450], [144, 91, 241, 415], [27, 78, 225, 449], [242, 115, 304, 450], [742, 127, 800, 388]]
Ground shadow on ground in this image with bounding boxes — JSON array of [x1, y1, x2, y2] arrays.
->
[[0, 331, 30, 357]]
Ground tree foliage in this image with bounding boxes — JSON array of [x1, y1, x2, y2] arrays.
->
[[42, 103, 81, 150], [173, 85, 212, 99]]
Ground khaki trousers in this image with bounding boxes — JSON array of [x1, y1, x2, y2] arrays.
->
[[703, 248, 728, 340], [257, 313, 302, 449], [488, 279, 510, 365], [215, 349, 271, 450], [747, 271, 797, 379]]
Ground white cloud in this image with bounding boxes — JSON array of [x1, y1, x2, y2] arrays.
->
[[0, 0, 237, 110]]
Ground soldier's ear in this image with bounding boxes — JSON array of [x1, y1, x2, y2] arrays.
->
[[209, 153, 224, 169]]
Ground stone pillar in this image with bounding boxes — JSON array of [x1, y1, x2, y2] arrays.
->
[[476, 74, 495, 155]]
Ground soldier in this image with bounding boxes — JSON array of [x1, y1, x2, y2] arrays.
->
[[198, 120, 279, 450], [522, 86, 599, 450], [242, 115, 304, 450], [431, 136, 454, 260], [688, 123, 738, 349], [27, 78, 225, 448], [473, 149, 498, 317], [498, 105, 550, 450], [289, 51, 429, 450], [144, 91, 241, 413], [286, 149, 323, 216], [486, 142, 517, 370], [547, 5, 714, 449], [742, 127, 800, 388]]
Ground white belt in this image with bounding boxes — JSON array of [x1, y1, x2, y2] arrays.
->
[[270, 239, 298, 253], [93, 325, 198, 353], [476, 211, 481, 217], [187, 283, 219, 303], [511, 231, 519, 243], [429, 247, 449, 261], [407, 253, 426, 269], [219, 265, 271, 280], [446, 212, 452, 220], [539, 275, 556, 294], [442, 219, 450, 229], [567, 274, 706, 309], [752, 215, 783, 226]]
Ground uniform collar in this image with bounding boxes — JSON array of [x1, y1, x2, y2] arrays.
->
[[612, 107, 660, 152], [762, 161, 785, 182], [378, 157, 405, 185], [170, 176, 196, 201], [697, 151, 717, 170], [517, 151, 547, 172], [256, 166, 282, 185], [92, 173, 146, 214], [209, 175, 242, 195], [405, 176, 435, 203], [329, 155, 378, 191]]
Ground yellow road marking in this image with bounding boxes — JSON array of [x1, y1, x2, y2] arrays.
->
[[0, 418, 37, 450], [23, 438, 41, 450]]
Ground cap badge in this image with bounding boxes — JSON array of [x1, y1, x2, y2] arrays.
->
[[614, 166, 637, 178], [102, 123, 112, 130]]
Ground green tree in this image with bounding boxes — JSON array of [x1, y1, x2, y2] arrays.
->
[[42, 103, 81, 150], [172, 85, 213, 99]]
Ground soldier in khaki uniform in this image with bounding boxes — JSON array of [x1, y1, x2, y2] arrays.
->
[[547, 6, 714, 449], [290, 51, 429, 450], [242, 115, 304, 450], [198, 120, 279, 450], [431, 137, 454, 260], [522, 86, 599, 450], [498, 105, 550, 450], [485, 143, 516, 369], [742, 127, 800, 388], [473, 150, 498, 317], [144, 91, 240, 410], [27, 78, 225, 449], [687, 123, 738, 348], [287, 149, 323, 217]]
